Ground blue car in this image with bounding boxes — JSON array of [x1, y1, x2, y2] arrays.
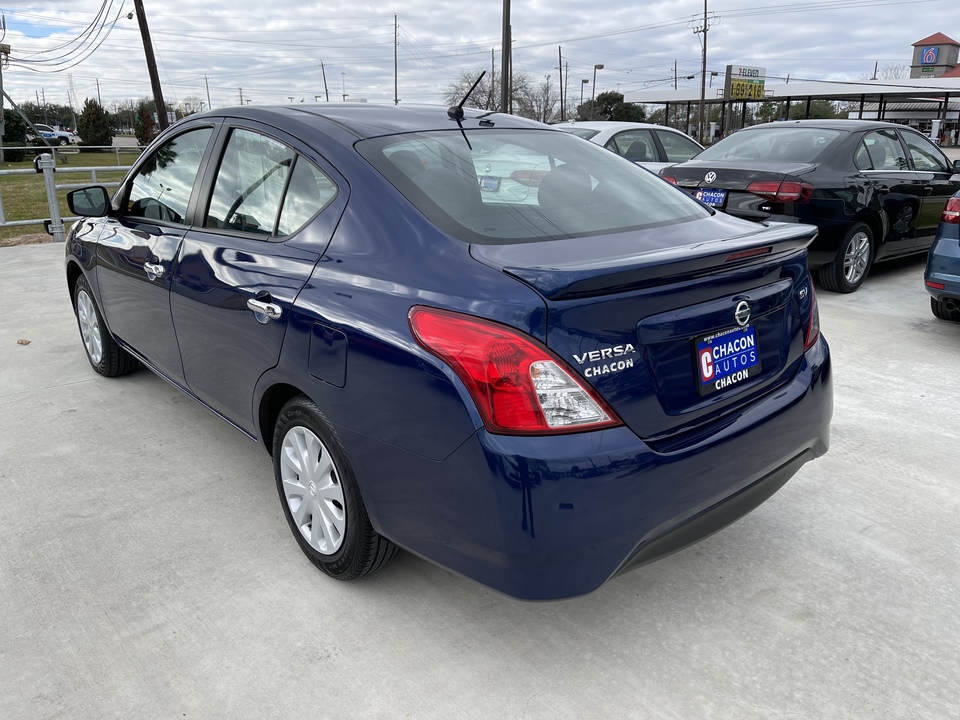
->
[[64, 105, 832, 600], [925, 192, 960, 321]]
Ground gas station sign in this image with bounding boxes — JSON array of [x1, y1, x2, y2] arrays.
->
[[725, 65, 767, 101]]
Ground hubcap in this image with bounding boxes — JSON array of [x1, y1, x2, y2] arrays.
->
[[76, 290, 103, 364], [843, 232, 871, 285], [280, 426, 346, 555]]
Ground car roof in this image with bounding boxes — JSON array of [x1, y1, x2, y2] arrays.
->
[[739, 119, 917, 133], [192, 104, 547, 140], [554, 121, 682, 133]]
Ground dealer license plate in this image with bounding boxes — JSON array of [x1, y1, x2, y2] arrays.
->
[[695, 188, 727, 207], [694, 325, 761, 396], [480, 176, 501, 192]]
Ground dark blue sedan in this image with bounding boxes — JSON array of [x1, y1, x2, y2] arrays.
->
[[925, 192, 960, 321], [64, 105, 832, 600]]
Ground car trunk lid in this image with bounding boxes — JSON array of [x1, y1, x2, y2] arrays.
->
[[470, 214, 819, 441]]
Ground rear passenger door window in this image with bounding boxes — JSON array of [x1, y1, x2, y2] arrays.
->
[[605, 130, 656, 163], [206, 129, 295, 235], [655, 130, 701, 163]]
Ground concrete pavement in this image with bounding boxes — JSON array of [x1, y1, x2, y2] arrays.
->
[[1, 243, 958, 719]]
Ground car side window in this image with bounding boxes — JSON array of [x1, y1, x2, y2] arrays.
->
[[606, 130, 656, 163], [206, 129, 296, 236], [126, 127, 213, 224], [901, 132, 950, 173], [858, 130, 909, 171], [276, 159, 338, 237], [656, 130, 701, 162]]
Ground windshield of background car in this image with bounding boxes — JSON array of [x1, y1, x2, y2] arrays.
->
[[357, 129, 709, 244], [695, 127, 845, 163]]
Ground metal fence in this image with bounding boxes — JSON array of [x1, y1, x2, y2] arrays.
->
[[0, 145, 140, 241]]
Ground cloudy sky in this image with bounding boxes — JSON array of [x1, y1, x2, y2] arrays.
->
[[0, 0, 954, 114]]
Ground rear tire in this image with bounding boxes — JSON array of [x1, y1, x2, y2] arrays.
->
[[931, 297, 960, 322], [819, 222, 874, 293], [73, 276, 139, 377], [273, 395, 399, 580]]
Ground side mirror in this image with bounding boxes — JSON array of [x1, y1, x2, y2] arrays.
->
[[954, 159, 960, 174], [67, 186, 111, 217]]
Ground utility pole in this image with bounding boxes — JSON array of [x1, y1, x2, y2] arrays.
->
[[96, 79, 102, 106], [341, 73, 347, 102], [204, 75, 212, 109], [238, 87, 244, 105], [41, 88, 48, 124], [0, 43, 7, 165], [500, 0, 510, 113], [674, 60, 678, 90], [132, 0, 169, 130], [558, 46, 564, 122], [321, 61, 329, 101], [394, 15, 398, 105], [691, 1, 718, 145]]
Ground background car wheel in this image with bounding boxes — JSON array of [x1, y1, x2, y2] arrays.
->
[[73, 276, 139, 376], [273, 395, 399, 580], [58, 138, 68, 146], [930, 297, 960, 322], [819, 222, 874, 293]]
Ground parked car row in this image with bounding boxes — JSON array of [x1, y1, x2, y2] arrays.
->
[[658, 119, 960, 295], [63, 104, 831, 600]]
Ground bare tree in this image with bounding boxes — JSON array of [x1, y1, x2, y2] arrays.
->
[[443, 69, 535, 114], [859, 63, 910, 81], [514, 74, 560, 123]]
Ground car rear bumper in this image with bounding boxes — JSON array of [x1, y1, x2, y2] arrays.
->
[[925, 228, 960, 301], [346, 337, 831, 600]]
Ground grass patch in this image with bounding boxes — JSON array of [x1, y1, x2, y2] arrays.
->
[[0, 148, 142, 241]]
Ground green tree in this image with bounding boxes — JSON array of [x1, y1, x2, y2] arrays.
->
[[77, 98, 113, 149], [135, 100, 157, 146], [1, 112, 29, 162]]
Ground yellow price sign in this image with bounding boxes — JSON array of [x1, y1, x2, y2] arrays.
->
[[730, 79, 765, 100]]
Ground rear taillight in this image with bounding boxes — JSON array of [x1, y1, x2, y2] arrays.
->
[[804, 276, 820, 351], [746, 180, 814, 203], [409, 306, 622, 435], [942, 197, 960, 224], [660, 175, 678, 185]]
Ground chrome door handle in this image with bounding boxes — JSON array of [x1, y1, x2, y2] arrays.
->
[[144, 261, 165, 279], [247, 298, 282, 321]]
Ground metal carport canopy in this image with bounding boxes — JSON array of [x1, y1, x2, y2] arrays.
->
[[623, 77, 960, 107]]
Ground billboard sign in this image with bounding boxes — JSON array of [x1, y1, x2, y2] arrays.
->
[[725, 65, 767, 101]]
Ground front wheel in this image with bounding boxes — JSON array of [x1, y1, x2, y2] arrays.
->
[[273, 395, 399, 580], [73, 275, 139, 376], [58, 137, 68, 146], [819, 222, 874, 293]]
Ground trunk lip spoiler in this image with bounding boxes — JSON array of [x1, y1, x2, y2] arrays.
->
[[472, 222, 819, 301]]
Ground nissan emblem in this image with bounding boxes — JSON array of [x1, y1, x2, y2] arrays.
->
[[734, 300, 751, 327]]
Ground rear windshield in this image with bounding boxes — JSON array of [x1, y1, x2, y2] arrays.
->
[[695, 127, 845, 163], [557, 126, 600, 140], [357, 129, 708, 244]]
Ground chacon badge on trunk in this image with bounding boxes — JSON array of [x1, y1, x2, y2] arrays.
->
[[704, 172, 717, 184], [734, 300, 751, 326]]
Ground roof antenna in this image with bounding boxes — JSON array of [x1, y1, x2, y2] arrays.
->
[[448, 71, 486, 120]]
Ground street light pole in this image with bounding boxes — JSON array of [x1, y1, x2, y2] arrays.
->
[[591, 64, 604, 119], [341, 73, 348, 102], [580, 79, 589, 109]]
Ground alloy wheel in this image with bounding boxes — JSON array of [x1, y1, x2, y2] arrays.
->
[[76, 290, 103, 364], [843, 232, 871, 285], [279, 426, 346, 555]]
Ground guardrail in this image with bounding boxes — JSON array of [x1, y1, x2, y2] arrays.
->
[[0, 146, 142, 242], [0, 149, 136, 241]]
